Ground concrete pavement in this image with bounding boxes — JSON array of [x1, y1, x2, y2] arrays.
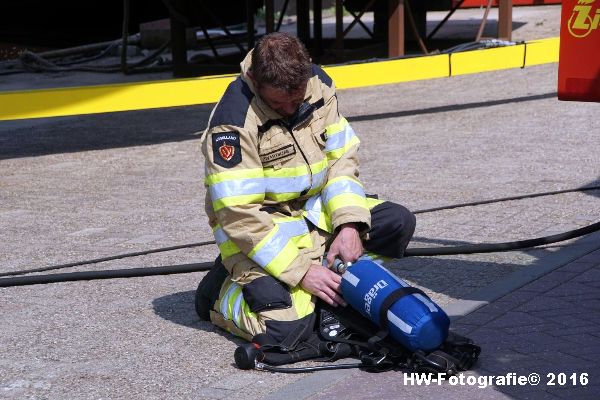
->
[[2, 4, 600, 399]]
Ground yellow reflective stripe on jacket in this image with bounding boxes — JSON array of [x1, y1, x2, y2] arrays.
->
[[212, 224, 241, 260], [212, 194, 265, 212], [264, 240, 299, 277], [324, 117, 360, 161], [327, 193, 368, 214], [248, 224, 300, 278], [322, 176, 367, 215], [205, 168, 264, 185], [290, 286, 315, 319], [366, 196, 385, 209]]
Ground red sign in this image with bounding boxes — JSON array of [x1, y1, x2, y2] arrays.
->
[[558, 0, 600, 102]]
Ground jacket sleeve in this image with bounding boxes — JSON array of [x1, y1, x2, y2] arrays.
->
[[319, 83, 371, 234], [202, 125, 313, 288]]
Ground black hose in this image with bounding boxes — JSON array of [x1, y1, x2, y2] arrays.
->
[[4, 185, 596, 278], [1, 220, 599, 288], [0, 262, 212, 288], [0, 240, 216, 278], [17, 39, 171, 74], [256, 362, 364, 373], [1, 186, 599, 287], [404, 220, 600, 257], [413, 185, 600, 214]]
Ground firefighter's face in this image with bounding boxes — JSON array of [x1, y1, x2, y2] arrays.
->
[[257, 83, 306, 118]]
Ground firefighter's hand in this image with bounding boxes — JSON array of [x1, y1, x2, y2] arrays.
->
[[300, 264, 347, 307], [326, 223, 363, 266]]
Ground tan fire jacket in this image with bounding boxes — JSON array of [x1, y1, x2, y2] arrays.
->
[[201, 52, 371, 288]]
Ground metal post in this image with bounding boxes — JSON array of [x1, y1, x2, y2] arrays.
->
[[498, 0, 512, 41], [313, 0, 323, 56], [388, 0, 404, 57], [170, 0, 189, 77], [297, 0, 311, 44], [247, 0, 255, 49], [265, 0, 275, 33], [335, 0, 344, 60]]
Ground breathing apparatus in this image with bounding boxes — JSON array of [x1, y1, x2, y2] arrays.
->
[[234, 258, 480, 374]]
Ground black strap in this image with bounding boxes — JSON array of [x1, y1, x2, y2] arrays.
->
[[257, 98, 326, 135], [378, 286, 428, 327], [367, 287, 428, 350]]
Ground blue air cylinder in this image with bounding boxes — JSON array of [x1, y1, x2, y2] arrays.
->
[[340, 259, 450, 352]]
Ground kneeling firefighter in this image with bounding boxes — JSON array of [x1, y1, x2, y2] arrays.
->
[[195, 32, 480, 373]]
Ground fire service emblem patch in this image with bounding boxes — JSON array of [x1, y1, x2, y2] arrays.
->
[[212, 132, 242, 168]]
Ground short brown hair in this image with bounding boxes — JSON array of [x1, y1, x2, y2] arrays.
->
[[251, 32, 311, 93]]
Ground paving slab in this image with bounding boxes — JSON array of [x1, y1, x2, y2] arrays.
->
[[270, 249, 600, 400]]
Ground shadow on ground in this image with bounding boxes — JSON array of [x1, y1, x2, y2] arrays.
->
[[0, 105, 211, 160], [152, 289, 243, 346]]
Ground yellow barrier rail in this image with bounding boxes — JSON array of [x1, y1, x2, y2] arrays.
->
[[0, 38, 559, 121]]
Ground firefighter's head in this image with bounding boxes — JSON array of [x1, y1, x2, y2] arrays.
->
[[248, 32, 311, 118]]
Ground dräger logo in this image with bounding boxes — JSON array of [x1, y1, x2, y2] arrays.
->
[[364, 279, 388, 315], [568, 0, 600, 38]]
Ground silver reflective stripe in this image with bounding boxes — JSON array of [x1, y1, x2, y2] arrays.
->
[[342, 270, 360, 287], [388, 310, 413, 334], [311, 167, 328, 191], [251, 227, 291, 268], [209, 177, 265, 200], [276, 218, 309, 238], [213, 226, 229, 245], [265, 175, 310, 194], [415, 294, 438, 312], [322, 179, 365, 205], [325, 124, 357, 152], [303, 194, 323, 228], [232, 292, 243, 326], [220, 282, 240, 319]]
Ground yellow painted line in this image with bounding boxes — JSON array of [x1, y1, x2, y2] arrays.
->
[[0, 37, 559, 121], [0, 74, 236, 121], [326, 54, 449, 90], [451, 45, 525, 75], [524, 37, 560, 66]]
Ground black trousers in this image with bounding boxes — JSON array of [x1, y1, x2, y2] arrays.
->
[[364, 201, 416, 259]]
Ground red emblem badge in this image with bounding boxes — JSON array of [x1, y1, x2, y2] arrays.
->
[[219, 142, 235, 161]]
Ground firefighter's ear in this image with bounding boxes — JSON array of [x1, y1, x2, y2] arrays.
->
[[247, 71, 256, 85]]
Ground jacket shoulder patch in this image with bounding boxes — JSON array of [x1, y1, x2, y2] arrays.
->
[[212, 132, 242, 168]]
